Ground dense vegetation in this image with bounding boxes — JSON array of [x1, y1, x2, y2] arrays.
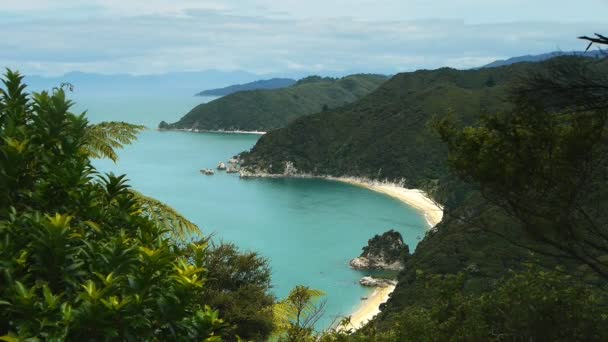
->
[[198, 242, 275, 340], [4, 44, 608, 340], [242, 63, 526, 187], [359, 230, 409, 265], [242, 56, 608, 340], [0, 71, 316, 341], [0, 71, 228, 340], [196, 78, 296, 97], [161, 74, 387, 132]]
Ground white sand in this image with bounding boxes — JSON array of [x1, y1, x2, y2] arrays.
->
[[330, 178, 442, 332], [238, 171, 444, 331], [331, 177, 443, 228], [158, 128, 266, 135], [338, 285, 396, 331]]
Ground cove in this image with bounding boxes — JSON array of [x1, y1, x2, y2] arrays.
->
[[81, 95, 428, 330]]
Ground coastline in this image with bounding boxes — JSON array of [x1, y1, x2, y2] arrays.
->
[[332, 178, 442, 331], [158, 128, 267, 135], [339, 285, 396, 331], [330, 177, 443, 228], [239, 170, 444, 332], [240, 171, 443, 228]]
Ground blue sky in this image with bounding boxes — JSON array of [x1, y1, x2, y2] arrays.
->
[[1, 0, 606, 76]]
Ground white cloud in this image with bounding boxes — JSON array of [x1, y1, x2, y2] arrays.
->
[[1, 1, 605, 75]]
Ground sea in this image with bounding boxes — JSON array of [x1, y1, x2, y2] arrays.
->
[[73, 92, 428, 330]]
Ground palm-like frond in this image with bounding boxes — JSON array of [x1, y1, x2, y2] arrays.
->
[[273, 286, 326, 333], [132, 190, 202, 241], [83, 121, 145, 162]]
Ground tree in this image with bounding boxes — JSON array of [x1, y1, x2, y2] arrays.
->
[[580, 32, 608, 51], [0, 70, 228, 340], [435, 55, 608, 279], [196, 242, 275, 341], [83, 121, 144, 162], [321, 267, 608, 341], [273, 286, 327, 341]]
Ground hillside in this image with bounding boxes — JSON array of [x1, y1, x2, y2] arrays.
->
[[241, 64, 525, 187], [160, 74, 388, 132], [240, 57, 608, 334], [195, 78, 296, 97], [480, 50, 602, 68]]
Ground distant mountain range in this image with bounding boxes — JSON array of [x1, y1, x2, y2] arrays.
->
[[161, 74, 388, 132], [19, 50, 604, 99], [24, 70, 263, 97], [196, 78, 296, 97], [480, 50, 603, 68]]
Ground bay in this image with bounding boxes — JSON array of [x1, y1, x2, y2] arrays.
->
[[80, 94, 428, 330]]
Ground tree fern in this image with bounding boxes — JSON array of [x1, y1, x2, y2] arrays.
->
[[132, 190, 202, 241], [273, 286, 326, 337], [83, 121, 144, 162]]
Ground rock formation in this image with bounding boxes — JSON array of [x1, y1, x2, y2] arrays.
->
[[359, 276, 397, 288], [349, 230, 410, 271]]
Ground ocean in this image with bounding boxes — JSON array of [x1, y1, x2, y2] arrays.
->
[[77, 93, 427, 330]]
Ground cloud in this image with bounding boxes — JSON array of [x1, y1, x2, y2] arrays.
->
[[1, 1, 605, 75]]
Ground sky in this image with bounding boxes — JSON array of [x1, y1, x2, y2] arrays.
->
[[1, 0, 606, 76]]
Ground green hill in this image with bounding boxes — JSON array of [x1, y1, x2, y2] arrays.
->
[[241, 65, 523, 187], [195, 78, 295, 97], [240, 58, 608, 335], [160, 74, 387, 132]]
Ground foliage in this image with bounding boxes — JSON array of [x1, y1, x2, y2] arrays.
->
[[0, 70, 228, 340], [273, 286, 326, 341], [195, 241, 275, 341], [435, 57, 608, 279], [133, 190, 202, 242], [360, 230, 409, 265], [241, 56, 608, 336], [242, 64, 527, 187], [83, 121, 144, 162], [163, 74, 387, 132], [321, 267, 608, 341]]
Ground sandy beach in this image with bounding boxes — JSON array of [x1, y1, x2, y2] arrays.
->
[[238, 171, 444, 331], [339, 284, 396, 331], [330, 177, 442, 332], [331, 177, 443, 228], [158, 128, 266, 135]]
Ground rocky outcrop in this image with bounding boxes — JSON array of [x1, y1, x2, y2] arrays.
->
[[217, 162, 227, 170], [349, 230, 410, 271], [359, 276, 397, 288], [226, 166, 239, 173]]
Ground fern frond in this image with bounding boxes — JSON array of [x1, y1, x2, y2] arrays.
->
[[132, 190, 202, 241], [83, 121, 145, 162]]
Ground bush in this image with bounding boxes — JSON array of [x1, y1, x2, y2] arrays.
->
[[0, 71, 227, 340]]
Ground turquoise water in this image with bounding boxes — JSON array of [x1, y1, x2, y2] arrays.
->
[[80, 95, 427, 330]]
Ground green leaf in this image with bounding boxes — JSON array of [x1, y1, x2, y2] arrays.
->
[[0, 335, 19, 342]]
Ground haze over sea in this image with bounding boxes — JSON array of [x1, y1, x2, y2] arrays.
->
[[76, 93, 428, 329]]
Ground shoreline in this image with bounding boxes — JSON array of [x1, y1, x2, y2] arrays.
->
[[331, 178, 442, 331], [239, 170, 444, 331], [339, 284, 396, 331], [330, 177, 443, 228], [240, 172, 443, 228], [157, 128, 267, 135]]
